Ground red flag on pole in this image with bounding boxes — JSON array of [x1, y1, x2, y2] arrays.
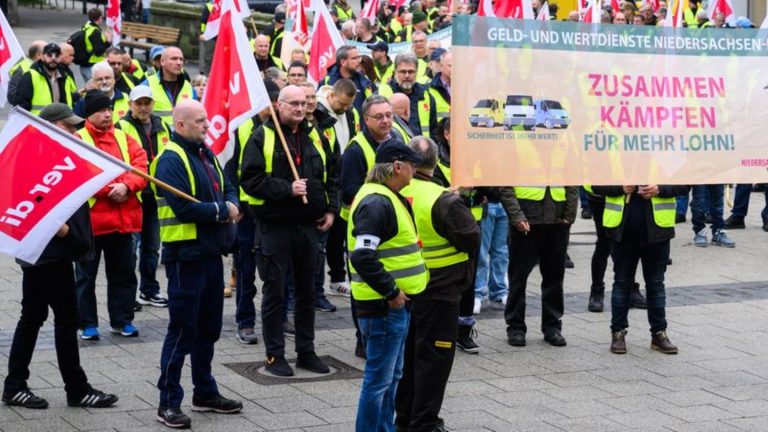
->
[[0, 9, 24, 107], [202, 0, 251, 41], [707, 0, 735, 25], [494, 0, 534, 19], [308, 0, 345, 83], [106, 0, 121, 47], [477, 0, 496, 17], [581, 0, 601, 23], [537, 1, 550, 20], [361, 0, 380, 19], [0, 108, 130, 264], [203, 0, 271, 165]]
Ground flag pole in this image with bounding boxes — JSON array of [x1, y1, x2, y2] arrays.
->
[[12, 107, 201, 204], [267, 104, 309, 205]]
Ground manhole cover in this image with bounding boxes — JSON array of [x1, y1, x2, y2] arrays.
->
[[223, 355, 363, 385]]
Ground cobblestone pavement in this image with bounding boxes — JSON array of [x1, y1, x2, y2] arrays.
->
[[4, 6, 768, 432]]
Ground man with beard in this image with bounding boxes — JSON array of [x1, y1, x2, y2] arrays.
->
[[16, 43, 77, 114], [377, 52, 438, 139]]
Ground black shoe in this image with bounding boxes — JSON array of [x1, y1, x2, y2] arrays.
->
[[134, 301, 143, 312], [630, 283, 647, 309], [2, 389, 48, 409], [156, 406, 191, 429], [581, 208, 592, 219], [265, 355, 294, 377], [564, 254, 574, 269], [668, 258, 673, 265], [588, 292, 604, 313], [544, 330, 567, 347], [191, 394, 243, 413], [296, 352, 330, 374], [675, 213, 686, 224], [457, 325, 480, 354], [67, 388, 118, 408], [507, 331, 526, 346], [355, 341, 367, 359], [763, 218, 768, 232], [725, 215, 746, 229]]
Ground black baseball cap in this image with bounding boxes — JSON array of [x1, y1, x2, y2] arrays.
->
[[375, 140, 422, 164], [367, 40, 389, 52], [43, 43, 61, 56]]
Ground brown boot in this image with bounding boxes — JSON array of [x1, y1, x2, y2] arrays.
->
[[610, 330, 627, 354], [651, 330, 678, 354]]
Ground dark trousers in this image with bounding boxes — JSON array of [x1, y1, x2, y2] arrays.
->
[[505, 224, 567, 335], [589, 200, 612, 292], [610, 238, 669, 333], [326, 214, 347, 283], [158, 257, 224, 409], [75, 233, 137, 329], [692, 185, 725, 234], [138, 197, 161, 297], [4, 262, 90, 399], [395, 297, 458, 432], [235, 216, 258, 329], [732, 183, 768, 220], [257, 223, 319, 357]]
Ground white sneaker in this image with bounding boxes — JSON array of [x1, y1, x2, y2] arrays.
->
[[327, 282, 351, 297], [473, 298, 482, 315], [499, 294, 508, 305]]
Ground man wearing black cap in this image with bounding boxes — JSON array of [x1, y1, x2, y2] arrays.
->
[[2, 103, 118, 411], [228, 79, 281, 346], [367, 41, 394, 86], [320, 45, 375, 114], [347, 139, 427, 432], [16, 43, 78, 115], [240, 85, 339, 377]]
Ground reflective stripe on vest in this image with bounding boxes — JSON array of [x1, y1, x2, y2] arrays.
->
[[513, 186, 565, 202], [78, 128, 131, 207], [339, 133, 376, 221], [347, 182, 428, 299], [400, 179, 469, 269], [146, 74, 194, 124], [246, 125, 327, 206], [151, 142, 197, 242], [237, 119, 260, 205], [29, 69, 74, 114], [602, 195, 676, 229]]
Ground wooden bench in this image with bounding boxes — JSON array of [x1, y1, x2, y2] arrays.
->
[[119, 22, 181, 61]]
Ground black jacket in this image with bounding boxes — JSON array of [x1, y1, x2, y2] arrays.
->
[[340, 128, 403, 206], [498, 186, 579, 226], [153, 132, 239, 262], [15, 60, 71, 111], [18, 204, 94, 267], [85, 21, 110, 65], [240, 117, 339, 226], [116, 112, 170, 198], [592, 185, 690, 244]]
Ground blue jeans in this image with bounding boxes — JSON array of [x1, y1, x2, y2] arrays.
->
[[692, 185, 724, 234], [158, 258, 223, 409], [675, 193, 689, 216], [731, 184, 768, 220], [356, 307, 410, 432], [235, 216, 258, 329], [137, 195, 160, 297], [610, 238, 669, 333], [475, 202, 509, 301]]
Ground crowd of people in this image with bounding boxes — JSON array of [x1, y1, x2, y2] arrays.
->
[[2, 0, 765, 430]]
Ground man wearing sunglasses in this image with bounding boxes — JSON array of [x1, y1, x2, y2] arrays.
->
[[15, 43, 78, 115]]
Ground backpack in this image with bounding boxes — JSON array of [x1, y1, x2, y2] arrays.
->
[[67, 28, 90, 66]]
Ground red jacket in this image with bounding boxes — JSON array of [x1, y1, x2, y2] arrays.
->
[[77, 121, 148, 236]]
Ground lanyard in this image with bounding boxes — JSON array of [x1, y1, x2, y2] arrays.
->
[[198, 149, 220, 193]]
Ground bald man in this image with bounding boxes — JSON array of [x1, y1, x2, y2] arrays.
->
[[240, 85, 339, 377], [152, 100, 243, 429], [143, 46, 194, 125], [390, 93, 414, 141], [8, 40, 46, 106], [253, 35, 284, 72]]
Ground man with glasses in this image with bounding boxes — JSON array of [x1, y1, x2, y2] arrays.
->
[[319, 45, 376, 113], [105, 47, 138, 94], [73, 62, 131, 122], [410, 31, 430, 84], [16, 43, 77, 114], [340, 95, 402, 358], [378, 52, 438, 139], [240, 85, 339, 377], [286, 62, 308, 85]]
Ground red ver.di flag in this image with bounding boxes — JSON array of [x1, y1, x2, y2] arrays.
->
[[0, 109, 129, 264], [0, 9, 24, 107], [308, 0, 345, 83], [203, 0, 270, 164], [106, 0, 121, 46], [202, 0, 251, 41]]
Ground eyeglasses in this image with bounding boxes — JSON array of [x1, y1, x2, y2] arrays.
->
[[281, 100, 307, 108], [108, 61, 123, 67], [396, 69, 417, 75], [366, 112, 393, 122]]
